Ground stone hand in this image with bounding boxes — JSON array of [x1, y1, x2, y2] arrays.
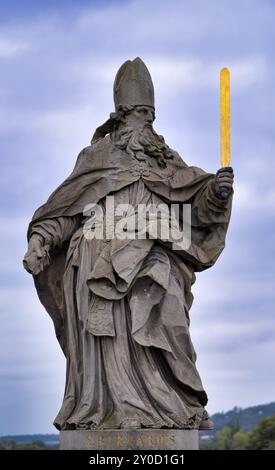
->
[[214, 166, 234, 200], [23, 235, 50, 275]]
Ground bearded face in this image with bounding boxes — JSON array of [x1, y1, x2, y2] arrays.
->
[[111, 105, 174, 168]]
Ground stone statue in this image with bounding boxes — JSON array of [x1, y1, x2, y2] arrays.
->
[[23, 58, 233, 432]]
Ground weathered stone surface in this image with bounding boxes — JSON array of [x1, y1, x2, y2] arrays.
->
[[24, 57, 233, 433], [60, 429, 199, 450]]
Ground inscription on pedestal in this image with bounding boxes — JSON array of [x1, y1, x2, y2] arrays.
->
[[86, 431, 176, 450], [60, 429, 199, 450]]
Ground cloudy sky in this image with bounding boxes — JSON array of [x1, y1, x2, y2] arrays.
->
[[0, 0, 274, 435]]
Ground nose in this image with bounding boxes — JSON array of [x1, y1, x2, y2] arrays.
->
[[146, 110, 154, 123]]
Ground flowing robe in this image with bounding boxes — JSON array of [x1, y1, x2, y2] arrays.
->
[[28, 135, 232, 429]]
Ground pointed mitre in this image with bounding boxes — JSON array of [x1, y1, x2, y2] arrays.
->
[[113, 57, 155, 110]]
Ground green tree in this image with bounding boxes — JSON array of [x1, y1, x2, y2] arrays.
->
[[215, 419, 242, 450], [215, 419, 250, 450], [247, 415, 275, 450], [231, 430, 250, 450]]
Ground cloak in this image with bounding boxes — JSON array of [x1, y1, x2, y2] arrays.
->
[[28, 135, 232, 354]]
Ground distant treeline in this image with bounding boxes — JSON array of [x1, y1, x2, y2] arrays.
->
[[200, 415, 275, 450], [210, 401, 275, 436]]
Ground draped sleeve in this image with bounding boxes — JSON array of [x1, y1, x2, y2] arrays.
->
[[188, 179, 233, 271], [29, 215, 81, 356], [29, 215, 81, 248]]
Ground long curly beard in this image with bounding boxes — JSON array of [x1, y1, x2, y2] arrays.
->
[[112, 123, 174, 168]]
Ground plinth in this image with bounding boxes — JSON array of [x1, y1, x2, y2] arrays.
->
[[60, 429, 199, 450]]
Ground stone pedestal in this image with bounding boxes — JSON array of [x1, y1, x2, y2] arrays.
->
[[60, 429, 199, 450]]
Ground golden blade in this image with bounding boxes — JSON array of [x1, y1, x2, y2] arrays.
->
[[220, 68, 230, 167]]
